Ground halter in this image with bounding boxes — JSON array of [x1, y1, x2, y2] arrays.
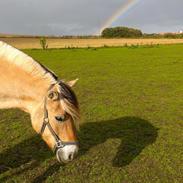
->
[[39, 83, 79, 154]]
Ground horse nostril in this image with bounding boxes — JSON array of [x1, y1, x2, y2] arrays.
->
[[68, 153, 74, 161]]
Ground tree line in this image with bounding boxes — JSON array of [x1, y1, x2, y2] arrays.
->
[[101, 27, 183, 39]]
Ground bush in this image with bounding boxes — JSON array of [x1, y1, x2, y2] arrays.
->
[[40, 37, 48, 50], [101, 27, 143, 38]]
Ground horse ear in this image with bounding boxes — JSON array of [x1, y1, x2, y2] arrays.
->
[[67, 78, 79, 87]]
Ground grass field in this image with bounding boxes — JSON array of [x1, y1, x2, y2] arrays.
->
[[1, 37, 183, 49], [0, 44, 183, 183]]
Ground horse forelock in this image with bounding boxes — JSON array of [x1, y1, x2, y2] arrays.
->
[[56, 82, 80, 126], [59, 81, 78, 106]]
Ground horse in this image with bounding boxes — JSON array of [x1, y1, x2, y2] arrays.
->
[[0, 41, 80, 164]]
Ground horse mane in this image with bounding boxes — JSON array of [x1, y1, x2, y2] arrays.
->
[[0, 41, 57, 84]]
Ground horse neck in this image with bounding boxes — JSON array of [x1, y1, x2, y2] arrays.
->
[[0, 58, 55, 114]]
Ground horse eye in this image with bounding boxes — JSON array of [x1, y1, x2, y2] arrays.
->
[[48, 92, 59, 100], [48, 92, 54, 99], [55, 115, 65, 122]]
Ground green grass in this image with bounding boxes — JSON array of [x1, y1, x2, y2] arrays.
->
[[0, 45, 183, 183]]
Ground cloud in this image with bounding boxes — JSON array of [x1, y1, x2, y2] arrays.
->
[[114, 0, 183, 33], [0, 0, 182, 35]]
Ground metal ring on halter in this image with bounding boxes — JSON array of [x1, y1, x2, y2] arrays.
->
[[39, 83, 79, 154]]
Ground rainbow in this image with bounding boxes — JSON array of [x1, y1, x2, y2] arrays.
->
[[97, 0, 141, 35]]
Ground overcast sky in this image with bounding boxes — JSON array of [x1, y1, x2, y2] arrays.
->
[[0, 0, 182, 36]]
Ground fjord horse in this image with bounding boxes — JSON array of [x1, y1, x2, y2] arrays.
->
[[0, 41, 80, 163]]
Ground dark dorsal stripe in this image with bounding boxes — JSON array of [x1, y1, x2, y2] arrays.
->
[[38, 62, 58, 81]]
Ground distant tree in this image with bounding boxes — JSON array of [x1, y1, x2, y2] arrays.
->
[[143, 33, 183, 39], [163, 33, 181, 38], [40, 37, 48, 50], [143, 33, 164, 39], [101, 27, 143, 38]]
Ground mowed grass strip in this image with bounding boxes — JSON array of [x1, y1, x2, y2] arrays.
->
[[0, 45, 182, 183]]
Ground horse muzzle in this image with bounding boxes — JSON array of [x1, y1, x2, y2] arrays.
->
[[56, 144, 79, 164]]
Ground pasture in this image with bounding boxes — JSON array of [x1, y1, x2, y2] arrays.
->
[[0, 44, 182, 182], [1, 37, 183, 49]]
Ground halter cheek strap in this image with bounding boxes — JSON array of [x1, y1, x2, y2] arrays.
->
[[39, 83, 79, 154]]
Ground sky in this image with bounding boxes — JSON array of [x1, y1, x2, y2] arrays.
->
[[0, 0, 182, 36]]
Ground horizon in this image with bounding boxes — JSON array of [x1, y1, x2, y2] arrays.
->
[[1, 28, 183, 37]]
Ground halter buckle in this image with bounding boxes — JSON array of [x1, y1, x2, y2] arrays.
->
[[56, 140, 65, 148], [44, 118, 49, 123]]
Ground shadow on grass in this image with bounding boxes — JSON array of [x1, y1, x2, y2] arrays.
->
[[0, 135, 57, 182], [0, 116, 158, 182], [79, 116, 158, 167]]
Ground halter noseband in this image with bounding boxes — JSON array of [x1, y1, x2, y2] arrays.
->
[[39, 82, 79, 154]]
